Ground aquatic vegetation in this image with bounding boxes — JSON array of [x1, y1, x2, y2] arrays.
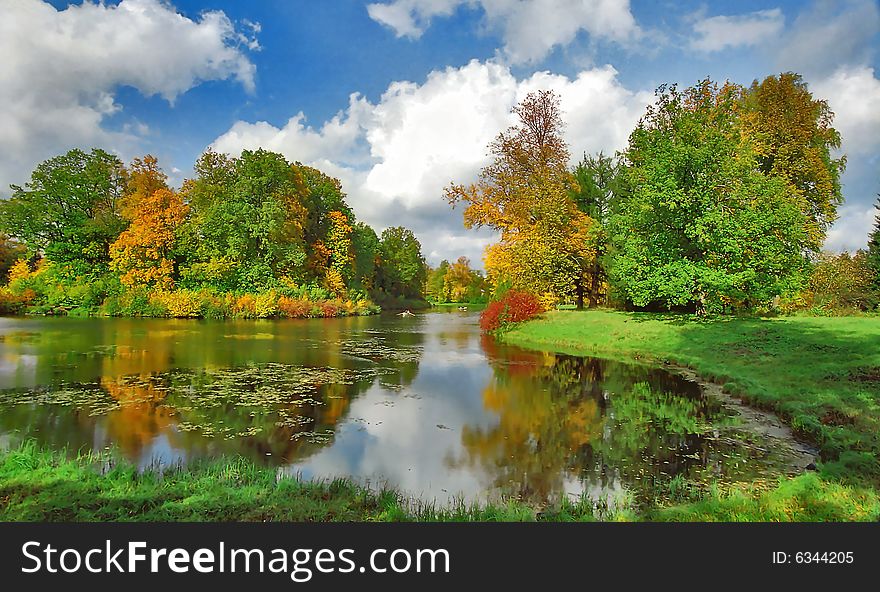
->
[[338, 337, 423, 363], [0, 363, 392, 443]]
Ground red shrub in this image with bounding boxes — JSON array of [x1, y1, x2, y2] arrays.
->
[[278, 296, 311, 318], [479, 290, 544, 332], [320, 300, 341, 317]]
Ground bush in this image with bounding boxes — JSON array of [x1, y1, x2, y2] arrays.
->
[[0, 287, 30, 315], [253, 291, 278, 318], [234, 294, 258, 319], [320, 300, 342, 318], [805, 251, 878, 314], [479, 290, 544, 332], [153, 290, 202, 318], [277, 296, 312, 318]]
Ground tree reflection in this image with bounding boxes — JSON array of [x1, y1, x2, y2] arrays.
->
[[0, 314, 426, 466], [458, 337, 727, 504]]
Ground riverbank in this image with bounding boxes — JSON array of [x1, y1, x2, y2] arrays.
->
[[0, 442, 595, 522], [503, 310, 880, 485], [0, 285, 381, 319], [2, 442, 876, 521]]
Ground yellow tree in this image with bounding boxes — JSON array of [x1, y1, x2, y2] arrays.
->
[[325, 210, 353, 296], [443, 256, 475, 302], [110, 183, 188, 289], [741, 73, 846, 249], [446, 91, 595, 305]]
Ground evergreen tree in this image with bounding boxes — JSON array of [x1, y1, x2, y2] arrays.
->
[[868, 194, 880, 290]]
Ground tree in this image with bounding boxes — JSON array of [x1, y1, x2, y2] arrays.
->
[[0, 148, 127, 275], [569, 153, 626, 306], [292, 164, 355, 283], [110, 188, 188, 289], [0, 234, 26, 284], [324, 210, 354, 296], [375, 226, 427, 300], [609, 80, 811, 313], [443, 256, 487, 302], [446, 90, 596, 305], [741, 73, 846, 249], [807, 251, 877, 312], [868, 195, 880, 292], [351, 222, 380, 292], [426, 260, 450, 302], [181, 149, 309, 291]]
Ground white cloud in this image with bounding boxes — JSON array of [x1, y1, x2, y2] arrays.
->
[[826, 203, 878, 252], [690, 8, 784, 53], [0, 0, 257, 194], [366, 0, 642, 64], [210, 59, 651, 266], [366, 0, 463, 38], [773, 0, 879, 78], [811, 67, 880, 156], [213, 93, 374, 168]]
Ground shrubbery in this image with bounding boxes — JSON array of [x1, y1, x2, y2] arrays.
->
[[0, 261, 380, 320], [479, 290, 545, 332]]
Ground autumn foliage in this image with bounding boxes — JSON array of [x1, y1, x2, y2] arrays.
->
[[479, 290, 545, 333], [110, 188, 188, 289]]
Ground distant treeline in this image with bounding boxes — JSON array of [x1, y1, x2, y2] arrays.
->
[[0, 149, 427, 318]]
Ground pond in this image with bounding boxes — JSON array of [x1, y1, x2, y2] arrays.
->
[[0, 310, 814, 506]]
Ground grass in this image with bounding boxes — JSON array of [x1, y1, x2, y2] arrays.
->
[[1, 441, 876, 522], [648, 473, 879, 521], [0, 441, 598, 522], [504, 309, 880, 485]]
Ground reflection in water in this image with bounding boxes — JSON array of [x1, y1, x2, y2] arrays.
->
[[0, 312, 805, 504]]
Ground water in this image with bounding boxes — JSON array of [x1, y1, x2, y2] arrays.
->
[[0, 310, 811, 505]]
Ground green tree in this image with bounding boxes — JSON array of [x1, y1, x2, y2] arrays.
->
[[426, 259, 451, 302], [569, 153, 626, 306], [741, 73, 846, 249], [376, 226, 427, 300], [868, 195, 880, 293], [351, 222, 380, 292], [609, 80, 811, 313], [0, 148, 127, 275], [181, 149, 308, 291]]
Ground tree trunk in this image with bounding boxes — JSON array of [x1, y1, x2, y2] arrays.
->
[[588, 259, 601, 308]]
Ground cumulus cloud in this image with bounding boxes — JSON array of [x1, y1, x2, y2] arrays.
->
[[826, 203, 879, 252], [366, 0, 642, 64], [211, 59, 651, 266], [773, 0, 879, 79], [0, 0, 257, 194], [366, 0, 463, 38], [689, 8, 784, 53], [811, 66, 880, 156]]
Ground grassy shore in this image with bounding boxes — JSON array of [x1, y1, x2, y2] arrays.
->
[[1, 441, 877, 522], [504, 310, 880, 483], [0, 442, 599, 522]]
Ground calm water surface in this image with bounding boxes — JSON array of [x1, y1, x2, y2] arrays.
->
[[0, 311, 807, 504]]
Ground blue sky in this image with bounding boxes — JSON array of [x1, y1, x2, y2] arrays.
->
[[5, 0, 880, 265]]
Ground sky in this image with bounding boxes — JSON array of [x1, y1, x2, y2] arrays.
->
[[2, 0, 879, 267]]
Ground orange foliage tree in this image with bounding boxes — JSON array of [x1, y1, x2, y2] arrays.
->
[[445, 90, 596, 305], [110, 188, 188, 289]]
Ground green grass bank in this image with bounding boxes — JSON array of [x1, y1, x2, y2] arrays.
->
[[503, 310, 880, 483], [1, 441, 877, 522]]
